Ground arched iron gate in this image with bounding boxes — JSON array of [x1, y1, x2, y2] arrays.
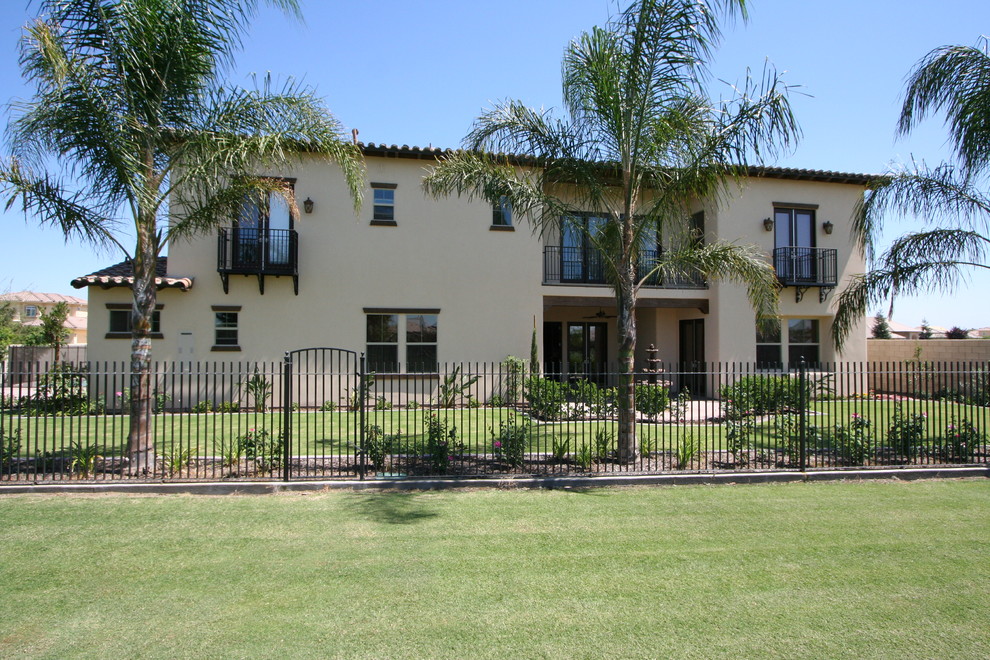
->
[[282, 348, 366, 481]]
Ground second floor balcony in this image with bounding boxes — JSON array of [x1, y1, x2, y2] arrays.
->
[[773, 246, 837, 302], [543, 246, 706, 289], [217, 227, 298, 294]]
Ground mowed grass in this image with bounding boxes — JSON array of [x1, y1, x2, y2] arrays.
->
[[5, 398, 990, 459], [0, 479, 988, 659]]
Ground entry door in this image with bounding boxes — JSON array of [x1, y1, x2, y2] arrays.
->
[[678, 319, 706, 397], [567, 322, 607, 381], [775, 208, 815, 281], [266, 194, 292, 265]]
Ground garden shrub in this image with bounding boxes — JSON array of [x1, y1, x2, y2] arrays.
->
[[524, 376, 568, 421], [236, 428, 282, 473], [570, 379, 617, 417], [726, 417, 755, 465], [833, 414, 872, 465], [501, 356, 525, 404], [635, 383, 670, 420], [885, 403, 927, 456], [424, 414, 461, 474], [940, 418, 981, 463], [551, 436, 569, 461], [20, 364, 91, 416], [720, 375, 808, 418], [675, 433, 698, 469], [365, 425, 399, 472], [1, 429, 22, 466], [491, 418, 529, 468]]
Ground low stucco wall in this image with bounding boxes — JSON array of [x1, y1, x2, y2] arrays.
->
[[868, 339, 990, 364], [867, 339, 990, 395]]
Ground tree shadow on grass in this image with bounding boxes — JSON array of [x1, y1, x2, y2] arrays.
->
[[346, 492, 440, 525]]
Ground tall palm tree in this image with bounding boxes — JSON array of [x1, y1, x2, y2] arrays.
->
[[833, 37, 990, 347], [1, 0, 364, 474], [423, 0, 798, 459]]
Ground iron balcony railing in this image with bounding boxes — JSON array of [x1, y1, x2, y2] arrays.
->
[[543, 246, 706, 289], [217, 227, 298, 275], [773, 246, 838, 287]]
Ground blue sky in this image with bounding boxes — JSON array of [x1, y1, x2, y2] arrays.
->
[[1, 0, 988, 329]]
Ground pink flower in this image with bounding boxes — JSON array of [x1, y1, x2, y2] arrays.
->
[[493, 441, 502, 448], [115, 391, 123, 397]]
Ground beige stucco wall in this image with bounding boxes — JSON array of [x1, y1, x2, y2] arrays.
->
[[82, 155, 868, 382], [868, 338, 990, 363], [708, 177, 867, 364]]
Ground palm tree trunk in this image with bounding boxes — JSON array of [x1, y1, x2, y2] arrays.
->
[[126, 234, 157, 476], [615, 271, 638, 462]]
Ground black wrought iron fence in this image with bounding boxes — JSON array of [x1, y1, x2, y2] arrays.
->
[[1, 358, 987, 483]]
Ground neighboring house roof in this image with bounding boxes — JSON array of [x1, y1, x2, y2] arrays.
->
[[0, 291, 86, 305], [71, 257, 194, 291], [19, 316, 87, 330], [357, 142, 876, 186]]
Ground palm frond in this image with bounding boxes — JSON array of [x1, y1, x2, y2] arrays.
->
[[899, 39, 990, 176]]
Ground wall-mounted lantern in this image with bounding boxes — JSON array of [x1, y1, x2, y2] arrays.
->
[[822, 220, 834, 235], [763, 217, 774, 232], [303, 197, 315, 214]]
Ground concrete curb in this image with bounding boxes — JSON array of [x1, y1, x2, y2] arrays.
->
[[0, 466, 987, 495]]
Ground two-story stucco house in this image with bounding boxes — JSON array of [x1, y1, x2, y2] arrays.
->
[[0, 291, 88, 345], [72, 143, 869, 394]]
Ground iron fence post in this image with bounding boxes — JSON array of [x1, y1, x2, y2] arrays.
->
[[282, 352, 292, 482], [799, 358, 808, 472], [358, 353, 366, 480]]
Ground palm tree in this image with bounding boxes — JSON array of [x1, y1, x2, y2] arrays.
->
[[833, 37, 990, 347], [423, 0, 798, 459], [1, 0, 364, 474]]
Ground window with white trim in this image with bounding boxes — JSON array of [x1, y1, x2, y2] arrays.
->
[[106, 304, 162, 338], [366, 311, 438, 373], [212, 306, 241, 350], [371, 183, 397, 225], [755, 319, 821, 368], [24, 305, 37, 318]]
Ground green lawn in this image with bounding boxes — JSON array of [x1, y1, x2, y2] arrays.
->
[[4, 398, 988, 461], [0, 480, 987, 658]]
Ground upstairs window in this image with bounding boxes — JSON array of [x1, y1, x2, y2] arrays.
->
[[24, 305, 37, 318], [371, 183, 397, 225], [491, 197, 512, 227]]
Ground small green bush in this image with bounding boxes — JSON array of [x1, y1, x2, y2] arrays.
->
[[191, 400, 214, 413], [833, 414, 872, 465], [524, 376, 568, 421], [319, 400, 337, 412], [424, 414, 460, 474], [940, 418, 981, 463], [635, 384, 670, 420], [2, 429, 22, 465], [675, 433, 698, 470], [491, 418, 529, 468], [365, 425, 399, 472], [886, 403, 928, 456], [720, 375, 808, 418], [551, 436, 569, 461], [236, 428, 282, 473]]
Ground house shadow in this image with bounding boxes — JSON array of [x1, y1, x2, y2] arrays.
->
[[346, 492, 440, 525]]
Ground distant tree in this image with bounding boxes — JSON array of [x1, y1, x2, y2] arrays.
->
[[871, 313, 892, 339], [0, 302, 43, 359], [945, 326, 970, 339], [919, 319, 933, 339], [39, 302, 70, 364]]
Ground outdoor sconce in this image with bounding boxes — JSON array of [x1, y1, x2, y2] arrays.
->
[[822, 220, 834, 235], [763, 217, 774, 232], [303, 197, 314, 214]]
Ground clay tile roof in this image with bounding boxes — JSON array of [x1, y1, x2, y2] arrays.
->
[[71, 257, 194, 291], [0, 291, 87, 305], [356, 142, 876, 185]]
